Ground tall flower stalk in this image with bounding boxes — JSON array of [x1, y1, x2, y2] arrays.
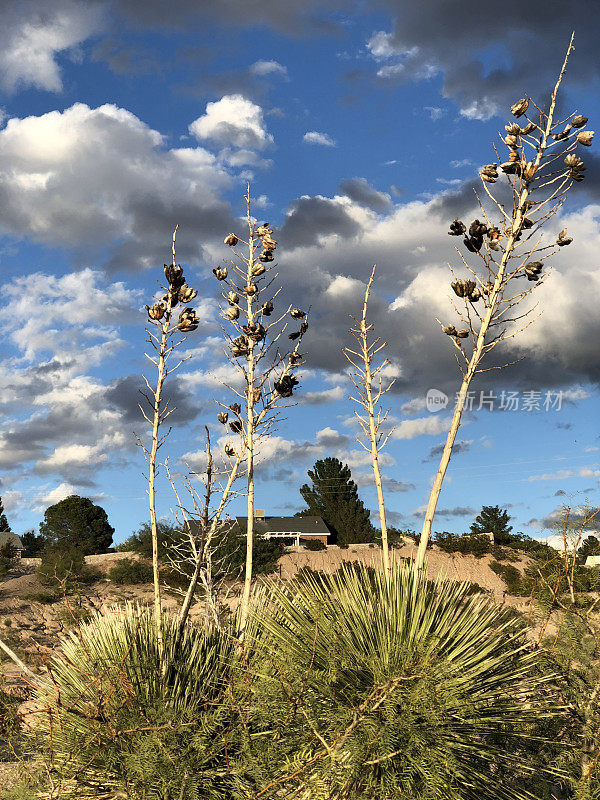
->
[[138, 226, 199, 651], [344, 265, 395, 576], [216, 188, 308, 630], [417, 35, 590, 567]]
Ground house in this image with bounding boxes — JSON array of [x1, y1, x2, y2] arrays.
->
[[234, 512, 332, 548], [0, 531, 26, 558]]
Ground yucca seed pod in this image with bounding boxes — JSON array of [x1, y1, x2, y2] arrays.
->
[[556, 229, 573, 246], [289, 352, 302, 365], [456, 329, 469, 338], [508, 150, 519, 163], [256, 223, 271, 237], [504, 134, 519, 148], [261, 300, 274, 316], [468, 288, 481, 302], [451, 281, 465, 298], [224, 443, 235, 456], [463, 237, 482, 253], [505, 123, 521, 135], [252, 388, 262, 404], [259, 250, 274, 263], [443, 324, 458, 336], [448, 219, 466, 236], [290, 308, 305, 319], [164, 264, 185, 288], [552, 126, 571, 141], [224, 233, 238, 246], [225, 306, 239, 321], [299, 321, 308, 335], [231, 336, 250, 357], [521, 218, 534, 229], [227, 291, 239, 305], [522, 162, 537, 181], [177, 307, 199, 332], [244, 283, 258, 296], [229, 402, 241, 414], [288, 331, 301, 340], [482, 281, 494, 295], [145, 302, 166, 321], [479, 164, 498, 182], [565, 154, 582, 168], [178, 284, 197, 303], [217, 412, 228, 424], [510, 98, 529, 117], [229, 420, 242, 433], [520, 122, 536, 135], [274, 374, 299, 398], [577, 130, 594, 146], [501, 161, 520, 175], [469, 220, 487, 237], [571, 171, 585, 182], [243, 323, 266, 342], [487, 226, 501, 242], [261, 233, 277, 249], [251, 263, 266, 277], [571, 115, 588, 129], [213, 267, 228, 281]]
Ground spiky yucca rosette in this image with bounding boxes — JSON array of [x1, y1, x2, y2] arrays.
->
[[29, 605, 242, 800], [245, 562, 562, 800]]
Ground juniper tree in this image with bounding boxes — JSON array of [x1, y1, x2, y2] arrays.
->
[[344, 265, 395, 574], [417, 36, 592, 567], [215, 188, 308, 630]]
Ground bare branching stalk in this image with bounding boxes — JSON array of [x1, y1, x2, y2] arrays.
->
[[417, 34, 589, 567], [164, 429, 245, 638], [216, 188, 308, 631], [344, 266, 395, 576], [137, 226, 199, 654]]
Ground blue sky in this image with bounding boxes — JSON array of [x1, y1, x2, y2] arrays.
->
[[0, 0, 598, 545]]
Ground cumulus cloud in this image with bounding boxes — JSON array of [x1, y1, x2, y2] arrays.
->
[[0, 0, 105, 93], [338, 177, 392, 212], [249, 60, 288, 78], [189, 94, 273, 150], [303, 131, 337, 147], [0, 102, 236, 271]]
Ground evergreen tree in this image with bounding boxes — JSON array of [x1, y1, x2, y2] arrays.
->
[[299, 457, 375, 545], [21, 529, 45, 556], [39, 495, 114, 555], [470, 505, 513, 545], [0, 496, 12, 533], [577, 535, 600, 564]]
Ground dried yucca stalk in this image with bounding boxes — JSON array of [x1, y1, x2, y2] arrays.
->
[[417, 35, 591, 567]]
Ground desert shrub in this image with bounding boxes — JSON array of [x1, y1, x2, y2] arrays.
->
[[435, 531, 491, 558], [23, 590, 58, 604], [463, 581, 489, 595], [246, 561, 557, 800], [116, 521, 183, 560], [0, 543, 15, 580], [30, 605, 245, 800], [108, 557, 153, 585], [54, 602, 93, 628], [37, 543, 99, 591], [489, 561, 524, 594], [304, 538, 326, 551]]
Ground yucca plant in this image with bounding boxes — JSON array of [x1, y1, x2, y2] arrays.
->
[[245, 562, 563, 800], [29, 605, 245, 799]]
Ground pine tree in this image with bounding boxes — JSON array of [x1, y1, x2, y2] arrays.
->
[[0, 496, 12, 533], [470, 505, 513, 545], [299, 457, 375, 545]]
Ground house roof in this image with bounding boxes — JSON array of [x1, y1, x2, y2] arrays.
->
[[234, 516, 331, 536], [0, 531, 24, 550]]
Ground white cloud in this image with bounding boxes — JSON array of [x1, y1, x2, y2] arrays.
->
[[527, 468, 600, 482], [0, 1, 104, 93], [189, 94, 273, 150], [0, 103, 233, 268], [303, 131, 336, 147], [34, 482, 78, 511], [392, 415, 452, 440], [249, 60, 288, 78]]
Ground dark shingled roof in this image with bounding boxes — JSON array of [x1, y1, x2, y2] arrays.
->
[[0, 531, 24, 550], [234, 516, 331, 536]]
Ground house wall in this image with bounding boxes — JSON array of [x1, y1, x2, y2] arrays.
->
[[299, 534, 328, 546]]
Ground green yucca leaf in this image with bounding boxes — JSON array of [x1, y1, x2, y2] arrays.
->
[[245, 561, 564, 800]]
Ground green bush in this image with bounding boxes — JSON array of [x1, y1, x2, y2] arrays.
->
[[37, 543, 99, 591], [304, 538, 326, 551], [435, 531, 491, 558], [108, 557, 153, 585], [489, 561, 524, 594], [23, 590, 58, 604], [0, 542, 15, 580]]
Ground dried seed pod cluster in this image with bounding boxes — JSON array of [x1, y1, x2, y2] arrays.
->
[[565, 154, 585, 182], [556, 228, 573, 246], [524, 261, 543, 281], [451, 279, 481, 302], [274, 374, 299, 398], [479, 163, 498, 183], [146, 261, 199, 335], [177, 306, 199, 332]]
